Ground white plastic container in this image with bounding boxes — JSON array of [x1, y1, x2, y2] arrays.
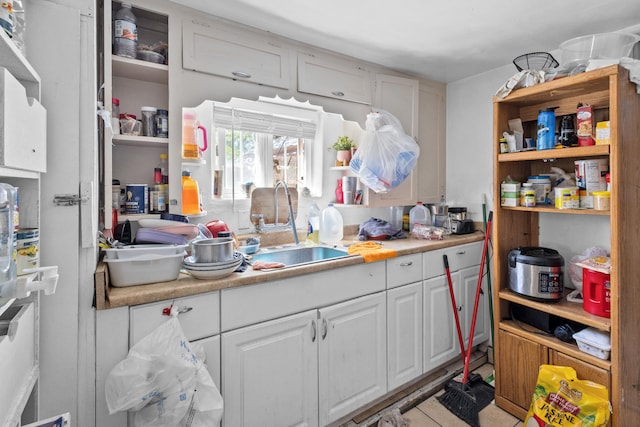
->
[[306, 203, 320, 244], [409, 202, 431, 232], [104, 252, 185, 287], [103, 244, 188, 260], [573, 327, 611, 360], [319, 203, 343, 245]]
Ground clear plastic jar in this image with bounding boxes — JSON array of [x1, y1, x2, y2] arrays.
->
[[141, 106, 157, 137]]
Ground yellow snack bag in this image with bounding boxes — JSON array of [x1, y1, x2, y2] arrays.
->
[[524, 364, 611, 427]]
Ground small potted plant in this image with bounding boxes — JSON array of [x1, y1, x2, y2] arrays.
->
[[329, 136, 355, 165]]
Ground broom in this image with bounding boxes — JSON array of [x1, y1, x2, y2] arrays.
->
[[437, 211, 494, 427]]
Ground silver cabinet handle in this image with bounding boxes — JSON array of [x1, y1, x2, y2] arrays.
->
[[162, 304, 193, 316], [231, 71, 251, 79], [331, 91, 345, 97], [311, 320, 317, 342], [321, 318, 328, 340], [456, 250, 466, 255], [400, 261, 413, 267]]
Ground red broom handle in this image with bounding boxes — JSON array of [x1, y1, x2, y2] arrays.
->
[[462, 211, 492, 384], [444, 254, 466, 365]]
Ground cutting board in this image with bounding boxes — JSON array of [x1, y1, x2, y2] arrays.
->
[[250, 187, 298, 224]]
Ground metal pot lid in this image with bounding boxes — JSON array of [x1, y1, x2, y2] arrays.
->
[[509, 246, 564, 267]]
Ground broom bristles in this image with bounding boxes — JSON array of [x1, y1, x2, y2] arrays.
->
[[436, 381, 480, 427]]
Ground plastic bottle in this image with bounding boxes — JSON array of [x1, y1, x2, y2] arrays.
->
[[182, 110, 207, 160], [409, 201, 431, 232], [335, 179, 344, 204], [113, 2, 137, 59], [181, 170, 200, 215], [159, 153, 168, 184], [155, 109, 169, 138], [537, 107, 557, 150], [306, 203, 320, 245], [319, 203, 343, 245]]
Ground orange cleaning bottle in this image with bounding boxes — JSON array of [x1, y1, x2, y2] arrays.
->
[[181, 170, 200, 215]]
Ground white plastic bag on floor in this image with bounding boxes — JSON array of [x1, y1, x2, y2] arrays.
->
[[350, 110, 419, 193], [105, 310, 223, 426]]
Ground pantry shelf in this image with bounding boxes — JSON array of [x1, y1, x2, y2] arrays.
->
[[112, 55, 168, 83], [497, 145, 609, 162], [498, 289, 611, 332], [112, 135, 169, 147], [502, 206, 609, 215], [499, 320, 611, 371]]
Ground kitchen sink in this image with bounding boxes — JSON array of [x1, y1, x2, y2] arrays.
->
[[250, 246, 350, 268]]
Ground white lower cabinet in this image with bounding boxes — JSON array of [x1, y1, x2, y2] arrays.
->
[[422, 242, 489, 373], [387, 282, 423, 390], [221, 291, 387, 427]]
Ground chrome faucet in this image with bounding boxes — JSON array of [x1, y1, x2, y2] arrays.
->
[[273, 180, 299, 244]]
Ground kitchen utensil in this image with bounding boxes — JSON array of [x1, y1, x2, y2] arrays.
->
[[191, 237, 234, 263], [559, 32, 640, 70], [512, 52, 558, 72], [437, 212, 494, 427], [508, 247, 564, 301]]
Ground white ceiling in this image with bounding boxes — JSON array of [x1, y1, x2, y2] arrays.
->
[[171, 0, 640, 82]]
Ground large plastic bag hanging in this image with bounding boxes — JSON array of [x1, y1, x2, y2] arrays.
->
[[105, 308, 223, 426], [349, 110, 420, 193]]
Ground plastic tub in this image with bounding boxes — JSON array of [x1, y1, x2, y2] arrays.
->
[[573, 327, 611, 360], [103, 244, 188, 260], [104, 252, 185, 287], [560, 32, 640, 68]]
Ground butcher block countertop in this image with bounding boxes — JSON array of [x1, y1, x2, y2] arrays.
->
[[94, 229, 485, 310]]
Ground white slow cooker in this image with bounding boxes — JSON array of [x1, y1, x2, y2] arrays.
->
[[508, 247, 565, 301]]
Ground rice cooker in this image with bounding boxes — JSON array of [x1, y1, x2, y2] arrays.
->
[[508, 247, 565, 301]]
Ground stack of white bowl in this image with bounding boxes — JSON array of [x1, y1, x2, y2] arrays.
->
[[183, 238, 243, 280]]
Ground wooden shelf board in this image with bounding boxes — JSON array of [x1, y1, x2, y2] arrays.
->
[[499, 289, 611, 331], [500, 320, 611, 371], [498, 145, 609, 162], [501, 205, 610, 216]]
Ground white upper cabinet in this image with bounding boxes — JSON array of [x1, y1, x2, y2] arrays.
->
[[182, 18, 290, 89], [297, 52, 372, 104]]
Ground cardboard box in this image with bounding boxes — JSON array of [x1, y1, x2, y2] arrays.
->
[[596, 121, 611, 145]]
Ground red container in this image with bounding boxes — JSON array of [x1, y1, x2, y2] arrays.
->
[[582, 267, 611, 318]]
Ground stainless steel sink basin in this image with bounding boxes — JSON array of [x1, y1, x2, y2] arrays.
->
[[250, 246, 350, 268]]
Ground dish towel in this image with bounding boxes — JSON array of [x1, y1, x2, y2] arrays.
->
[[348, 242, 397, 262]]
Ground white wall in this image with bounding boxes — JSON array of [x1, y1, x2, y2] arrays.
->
[[445, 63, 611, 279]]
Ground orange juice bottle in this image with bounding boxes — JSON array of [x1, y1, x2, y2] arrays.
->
[[181, 170, 200, 215]]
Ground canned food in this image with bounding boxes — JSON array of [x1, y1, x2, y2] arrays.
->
[[125, 184, 148, 214]]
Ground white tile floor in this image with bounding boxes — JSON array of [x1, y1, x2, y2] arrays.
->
[[402, 364, 523, 427]]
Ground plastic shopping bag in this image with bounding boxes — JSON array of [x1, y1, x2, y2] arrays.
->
[[524, 364, 610, 427], [105, 311, 223, 426], [349, 110, 419, 193]]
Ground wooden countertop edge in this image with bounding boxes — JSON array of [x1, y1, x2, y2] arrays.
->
[[94, 231, 485, 310]]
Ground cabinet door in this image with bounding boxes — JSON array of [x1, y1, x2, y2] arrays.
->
[[221, 310, 318, 427], [387, 283, 423, 390], [297, 53, 372, 104], [417, 83, 446, 203], [366, 74, 419, 207], [459, 265, 489, 348], [549, 349, 611, 392], [496, 330, 547, 412], [318, 292, 386, 426], [183, 19, 290, 89], [423, 275, 459, 372]]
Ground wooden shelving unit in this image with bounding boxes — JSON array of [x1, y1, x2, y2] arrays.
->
[[492, 65, 640, 425]]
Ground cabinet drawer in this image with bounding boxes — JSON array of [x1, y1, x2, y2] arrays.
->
[[0, 67, 47, 172], [182, 19, 290, 89], [423, 242, 482, 279], [297, 53, 372, 104], [387, 253, 423, 289], [0, 302, 36, 422], [130, 292, 220, 344]]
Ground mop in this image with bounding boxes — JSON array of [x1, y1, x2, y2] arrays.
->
[[437, 212, 494, 427]]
